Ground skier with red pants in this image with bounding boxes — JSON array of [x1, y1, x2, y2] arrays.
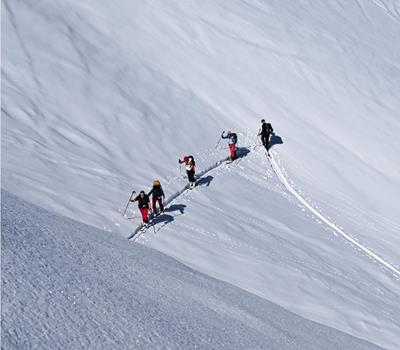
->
[[131, 191, 151, 224], [179, 155, 196, 189], [221, 130, 238, 160], [148, 180, 165, 215]]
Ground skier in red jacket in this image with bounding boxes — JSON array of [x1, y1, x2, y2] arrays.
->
[[179, 155, 196, 189]]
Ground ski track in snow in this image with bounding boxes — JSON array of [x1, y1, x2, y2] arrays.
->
[[134, 143, 400, 279], [129, 155, 231, 240], [268, 151, 400, 278]]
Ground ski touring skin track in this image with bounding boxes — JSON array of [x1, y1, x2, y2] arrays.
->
[[267, 151, 400, 278], [128, 156, 231, 241]]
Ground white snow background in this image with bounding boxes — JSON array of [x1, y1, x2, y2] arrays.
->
[[2, 0, 400, 349]]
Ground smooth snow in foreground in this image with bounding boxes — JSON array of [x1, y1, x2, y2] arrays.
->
[[1, 191, 383, 350]]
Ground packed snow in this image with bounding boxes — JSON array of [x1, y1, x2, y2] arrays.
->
[[2, 191, 385, 349], [2, 0, 400, 349]]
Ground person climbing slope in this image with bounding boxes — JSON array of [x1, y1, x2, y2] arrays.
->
[[179, 155, 196, 189], [221, 130, 238, 160], [131, 191, 151, 224], [258, 118, 274, 151], [148, 180, 165, 215]]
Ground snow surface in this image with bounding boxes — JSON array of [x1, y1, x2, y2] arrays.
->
[[1, 191, 384, 350], [2, 0, 400, 349]]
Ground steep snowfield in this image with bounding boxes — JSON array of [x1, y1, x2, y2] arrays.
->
[[2, 191, 385, 349], [2, 0, 400, 348]]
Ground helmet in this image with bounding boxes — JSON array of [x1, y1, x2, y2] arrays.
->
[[183, 156, 189, 162], [153, 180, 161, 187], [261, 118, 265, 123], [227, 130, 232, 135]]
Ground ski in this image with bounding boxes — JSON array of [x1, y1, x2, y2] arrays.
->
[[128, 211, 163, 240], [128, 223, 146, 239]]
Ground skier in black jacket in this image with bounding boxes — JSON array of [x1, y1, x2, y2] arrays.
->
[[131, 191, 151, 223], [258, 119, 274, 150], [148, 180, 165, 214]]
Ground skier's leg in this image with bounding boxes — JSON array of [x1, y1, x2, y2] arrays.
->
[[140, 208, 149, 223], [231, 144, 237, 159], [152, 197, 157, 214], [229, 144, 235, 159], [158, 198, 164, 212], [261, 134, 267, 147], [143, 208, 149, 223], [188, 170, 195, 183]]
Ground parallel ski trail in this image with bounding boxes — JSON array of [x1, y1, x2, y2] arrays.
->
[[129, 156, 230, 240], [269, 152, 400, 278]]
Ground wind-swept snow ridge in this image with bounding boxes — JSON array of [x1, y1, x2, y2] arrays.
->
[[269, 152, 400, 277]]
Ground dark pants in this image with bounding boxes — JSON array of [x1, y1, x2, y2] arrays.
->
[[261, 133, 271, 150], [187, 170, 195, 183], [152, 197, 164, 213]]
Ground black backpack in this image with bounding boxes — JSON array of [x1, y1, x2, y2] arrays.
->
[[266, 123, 273, 133], [231, 133, 238, 144]]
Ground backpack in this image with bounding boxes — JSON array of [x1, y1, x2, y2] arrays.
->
[[230, 133, 237, 144], [266, 123, 273, 133]]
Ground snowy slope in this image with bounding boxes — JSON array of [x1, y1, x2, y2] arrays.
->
[[2, 0, 400, 349], [2, 191, 384, 350]]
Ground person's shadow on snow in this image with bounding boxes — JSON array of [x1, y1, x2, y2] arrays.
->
[[196, 175, 214, 187], [151, 213, 174, 226], [165, 204, 186, 215], [236, 147, 250, 158], [269, 133, 283, 150], [149, 205, 186, 233]]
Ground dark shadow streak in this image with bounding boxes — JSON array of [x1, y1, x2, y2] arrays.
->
[[196, 175, 214, 187], [165, 204, 186, 214], [268, 134, 283, 150]]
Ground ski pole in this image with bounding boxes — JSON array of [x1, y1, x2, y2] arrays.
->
[[123, 190, 136, 217], [215, 133, 223, 149]]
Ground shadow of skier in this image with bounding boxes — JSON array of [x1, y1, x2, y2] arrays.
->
[[196, 175, 214, 187], [268, 134, 283, 150], [236, 147, 251, 158], [165, 204, 186, 214]]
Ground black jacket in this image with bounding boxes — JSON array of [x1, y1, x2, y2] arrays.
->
[[132, 194, 150, 209], [148, 186, 165, 198], [261, 122, 273, 135]]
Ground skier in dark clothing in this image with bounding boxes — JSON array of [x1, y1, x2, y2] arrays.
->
[[179, 155, 196, 189], [148, 180, 165, 214], [221, 130, 238, 160], [258, 119, 274, 150], [131, 191, 151, 224]]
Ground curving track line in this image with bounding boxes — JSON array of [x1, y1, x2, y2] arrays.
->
[[268, 152, 400, 277]]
